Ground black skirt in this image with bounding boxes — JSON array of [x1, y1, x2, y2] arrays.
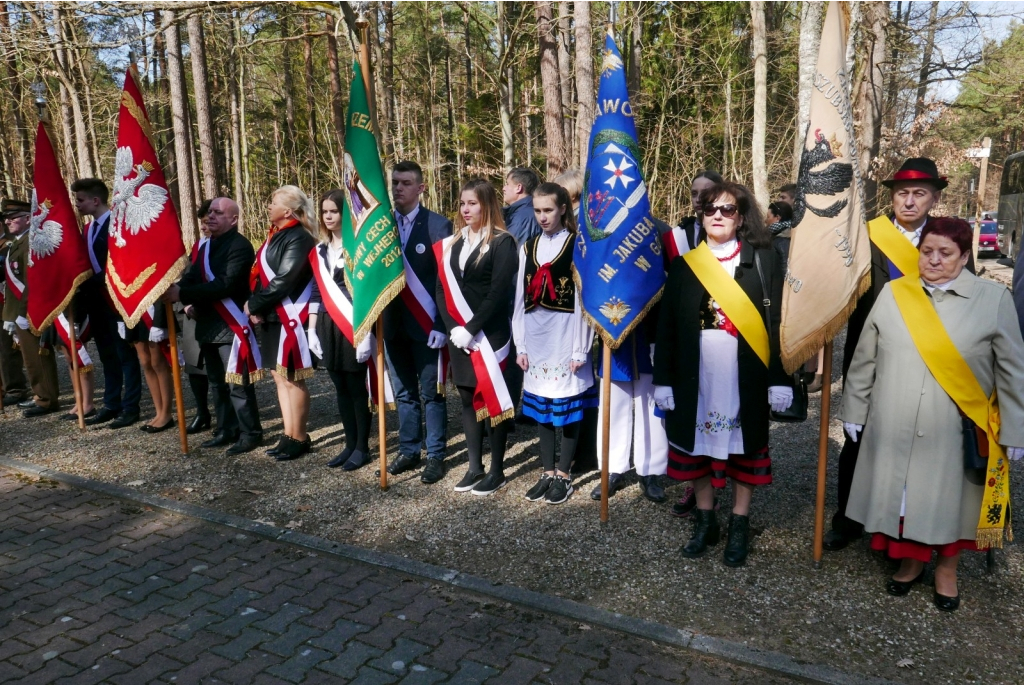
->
[[316, 314, 363, 373]]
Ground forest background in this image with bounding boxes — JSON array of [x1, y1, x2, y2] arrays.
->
[[1, 1, 1022, 245]]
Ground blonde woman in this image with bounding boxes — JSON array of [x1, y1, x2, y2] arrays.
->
[[435, 179, 519, 495], [245, 185, 319, 461]]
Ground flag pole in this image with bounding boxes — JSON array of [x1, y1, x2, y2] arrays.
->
[[355, 8, 388, 490], [165, 302, 189, 454], [600, 345, 612, 523], [812, 341, 834, 567], [66, 304, 86, 432]]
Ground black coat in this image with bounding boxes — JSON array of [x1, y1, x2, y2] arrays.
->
[[653, 240, 791, 455], [435, 231, 518, 387], [383, 207, 452, 342], [841, 215, 976, 377], [178, 228, 255, 345], [247, 226, 318, 322], [309, 243, 363, 373]]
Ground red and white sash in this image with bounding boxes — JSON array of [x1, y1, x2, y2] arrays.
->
[[200, 240, 263, 384], [5, 251, 25, 300], [56, 312, 92, 371], [256, 235, 313, 377], [434, 237, 513, 426], [309, 245, 393, 409], [662, 225, 692, 264], [399, 245, 450, 394], [140, 305, 178, 367]]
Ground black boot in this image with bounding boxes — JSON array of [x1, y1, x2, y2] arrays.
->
[[681, 508, 720, 558], [723, 514, 750, 567]]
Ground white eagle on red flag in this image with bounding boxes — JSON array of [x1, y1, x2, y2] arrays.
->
[[28, 189, 63, 266], [110, 146, 169, 248]]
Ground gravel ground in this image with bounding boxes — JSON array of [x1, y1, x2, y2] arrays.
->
[[4, 275, 1024, 684]]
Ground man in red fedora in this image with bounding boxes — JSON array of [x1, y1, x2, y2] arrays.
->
[[826, 157, 974, 551]]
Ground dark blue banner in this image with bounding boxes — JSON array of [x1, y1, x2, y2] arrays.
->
[[572, 29, 664, 349]]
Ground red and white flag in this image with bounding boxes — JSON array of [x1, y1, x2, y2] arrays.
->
[[26, 122, 93, 333], [106, 67, 187, 327]]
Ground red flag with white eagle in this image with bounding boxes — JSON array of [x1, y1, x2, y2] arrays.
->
[[105, 67, 187, 327], [26, 122, 93, 334]]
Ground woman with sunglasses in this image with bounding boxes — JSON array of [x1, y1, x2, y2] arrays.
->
[[653, 181, 793, 567]]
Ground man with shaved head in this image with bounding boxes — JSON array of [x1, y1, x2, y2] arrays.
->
[[164, 197, 263, 454]]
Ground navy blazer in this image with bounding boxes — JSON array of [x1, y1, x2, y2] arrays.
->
[[83, 214, 110, 290], [383, 206, 452, 342]]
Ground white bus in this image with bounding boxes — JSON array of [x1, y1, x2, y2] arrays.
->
[[997, 151, 1024, 262]]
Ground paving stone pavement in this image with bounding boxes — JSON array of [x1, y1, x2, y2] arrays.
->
[[0, 472, 796, 684]]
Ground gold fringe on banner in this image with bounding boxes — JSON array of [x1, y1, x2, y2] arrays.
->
[[352, 274, 406, 347], [571, 266, 664, 351], [28, 268, 92, 336], [781, 271, 870, 375]]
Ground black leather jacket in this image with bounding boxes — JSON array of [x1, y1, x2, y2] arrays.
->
[[247, 226, 317, 322]]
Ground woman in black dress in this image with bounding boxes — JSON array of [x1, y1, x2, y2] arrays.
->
[[123, 304, 174, 433], [435, 179, 519, 496], [308, 190, 374, 471], [246, 185, 319, 461]]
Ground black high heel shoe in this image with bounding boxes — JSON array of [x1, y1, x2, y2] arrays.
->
[[140, 419, 175, 434], [933, 590, 961, 612], [186, 414, 212, 434], [886, 569, 926, 596]]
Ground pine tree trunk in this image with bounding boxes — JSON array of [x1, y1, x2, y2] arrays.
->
[[187, 12, 219, 198], [162, 10, 198, 244], [750, 1, 768, 208], [535, 1, 566, 176], [382, 3, 397, 160], [227, 15, 244, 233], [574, 0, 594, 169], [793, 2, 823, 181], [915, 2, 939, 120], [280, 12, 298, 184], [326, 13, 346, 161], [154, 20, 177, 211], [497, 2, 514, 172], [857, 1, 887, 217], [53, 7, 92, 178], [557, 2, 573, 164], [627, 2, 641, 96], [235, 14, 251, 197], [303, 14, 317, 190], [0, 3, 28, 191]]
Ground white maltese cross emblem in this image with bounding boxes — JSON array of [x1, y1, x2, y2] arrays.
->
[[110, 146, 168, 248], [28, 189, 63, 267]]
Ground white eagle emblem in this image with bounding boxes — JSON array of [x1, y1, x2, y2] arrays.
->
[[28, 189, 63, 267], [110, 146, 168, 248]]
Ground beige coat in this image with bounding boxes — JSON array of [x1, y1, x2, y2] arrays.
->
[[840, 271, 1024, 544]]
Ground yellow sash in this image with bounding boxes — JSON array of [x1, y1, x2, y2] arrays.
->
[[867, 216, 920, 278], [683, 242, 769, 367], [890, 277, 1010, 549]]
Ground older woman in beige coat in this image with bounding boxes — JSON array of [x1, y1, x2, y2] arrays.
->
[[841, 218, 1024, 612]]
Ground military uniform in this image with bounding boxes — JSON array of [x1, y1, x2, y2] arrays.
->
[[0, 227, 29, 403]]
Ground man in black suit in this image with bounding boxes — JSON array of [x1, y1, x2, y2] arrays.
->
[[163, 198, 262, 455], [382, 161, 452, 483], [827, 157, 964, 551], [72, 178, 142, 429]]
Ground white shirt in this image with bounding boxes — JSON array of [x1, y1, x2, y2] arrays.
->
[[895, 217, 926, 247], [87, 209, 111, 274], [458, 226, 484, 274], [394, 204, 420, 250]]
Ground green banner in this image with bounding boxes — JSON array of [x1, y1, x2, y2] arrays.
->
[[341, 61, 405, 344]]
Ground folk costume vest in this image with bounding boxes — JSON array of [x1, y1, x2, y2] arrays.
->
[[523, 232, 575, 314]]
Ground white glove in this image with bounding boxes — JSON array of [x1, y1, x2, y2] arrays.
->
[[2, 321, 14, 334], [1006, 446, 1024, 461], [149, 327, 167, 343], [307, 327, 323, 359], [15, 315, 29, 330], [844, 422, 863, 443], [117, 322, 126, 339], [653, 385, 675, 411], [449, 326, 473, 351], [427, 330, 448, 349], [356, 334, 373, 364], [768, 385, 794, 413]]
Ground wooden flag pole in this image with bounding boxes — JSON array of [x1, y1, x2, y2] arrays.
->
[[165, 301, 189, 454], [812, 341, 834, 567], [65, 304, 86, 432], [600, 345, 612, 523]]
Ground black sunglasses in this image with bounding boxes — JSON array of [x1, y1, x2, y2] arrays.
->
[[702, 203, 738, 218]]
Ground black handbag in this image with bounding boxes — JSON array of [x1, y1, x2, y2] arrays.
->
[[962, 414, 989, 484], [754, 252, 808, 423]]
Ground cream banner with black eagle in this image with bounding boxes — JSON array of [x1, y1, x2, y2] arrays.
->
[[779, 2, 870, 372]]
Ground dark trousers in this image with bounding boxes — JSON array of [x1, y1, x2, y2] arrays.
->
[[832, 435, 865, 537], [385, 331, 447, 460], [328, 369, 370, 453], [88, 299, 141, 415], [0, 327, 27, 398], [202, 343, 262, 440]]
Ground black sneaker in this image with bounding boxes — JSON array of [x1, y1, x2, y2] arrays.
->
[[544, 476, 574, 504], [524, 474, 553, 501], [420, 458, 445, 484], [453, 470, 485, 492], [471, 472, 507, 497]]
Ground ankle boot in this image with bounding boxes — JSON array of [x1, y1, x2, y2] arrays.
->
[[681, 508, 720, 558], [723, 514, 750, 567]]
